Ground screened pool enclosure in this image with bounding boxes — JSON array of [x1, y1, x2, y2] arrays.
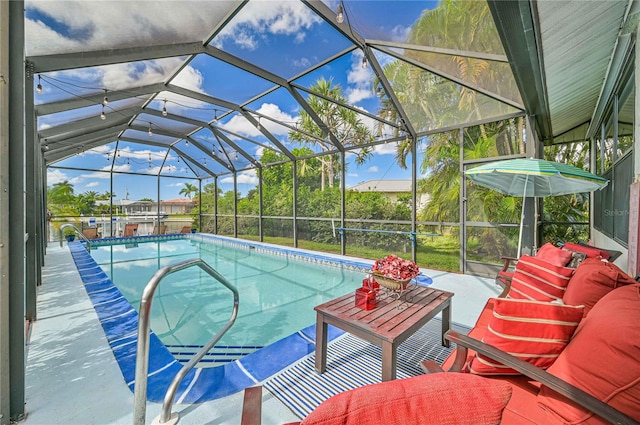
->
[[35, 0, 578, 276]]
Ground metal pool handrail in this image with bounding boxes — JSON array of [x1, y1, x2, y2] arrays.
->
[[132, 258, 240, 425], [58, 223, 90, 247]]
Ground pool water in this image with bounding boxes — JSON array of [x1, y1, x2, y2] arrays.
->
[[90, 239, 365, 350]]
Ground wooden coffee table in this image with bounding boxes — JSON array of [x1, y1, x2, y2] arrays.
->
[[314, 285, 453, 381]]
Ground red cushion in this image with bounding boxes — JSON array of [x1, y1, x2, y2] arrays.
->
[[538, 284, 640, 424], [299, 373, 512, 425], [562, 242, 611, 260], [467, 298, 583, 375], [535, 243, 573, 267], [508, 255, 574, 301], [563, 257, 637, 316]]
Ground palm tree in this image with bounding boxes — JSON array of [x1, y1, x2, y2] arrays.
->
[[289, 77, 374, 190], [48, 181, 75, 205], [179, 183, 198, 199], [48, 181, 77, 216]]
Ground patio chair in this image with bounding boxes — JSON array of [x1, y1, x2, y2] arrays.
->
[[151, 224, 166, 235], [81, 227, 99, 240], [123, 223, 138, 237], [180, 226, 192, 233]]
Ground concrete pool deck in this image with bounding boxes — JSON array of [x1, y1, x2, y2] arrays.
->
[[23, 241, 501, 425]]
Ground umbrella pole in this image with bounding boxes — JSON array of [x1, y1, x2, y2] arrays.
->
[[517, 175, 528, 257]]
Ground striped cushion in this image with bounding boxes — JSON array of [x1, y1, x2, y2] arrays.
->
[[508, 255, 574, 301], [467, 298, 584, 376]]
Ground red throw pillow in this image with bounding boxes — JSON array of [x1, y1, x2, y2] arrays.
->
[[300, 373, 512, 425], [467, 298, 584, 375], [538, 284, 640, 424], [562, 242, 611, 260], [535, 243, 573, 267], [508, 255, 574, 301], [563, 257, 637, 316]]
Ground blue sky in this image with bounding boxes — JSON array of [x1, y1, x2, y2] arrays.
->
[[32, 0, 438, 200]]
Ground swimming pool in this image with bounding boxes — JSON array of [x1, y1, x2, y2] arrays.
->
[[68, 234, 432, 403], [89, 237, 366, 354]]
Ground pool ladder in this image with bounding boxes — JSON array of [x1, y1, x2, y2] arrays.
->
[[132, 258, 239, 425], [58, 223, 90, 247]]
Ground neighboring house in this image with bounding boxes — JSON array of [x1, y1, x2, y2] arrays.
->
[[348, 180, 430, 211], [161, 198, 196, 214], [96, 198, 195, 215], [95, 199, 153, 214]]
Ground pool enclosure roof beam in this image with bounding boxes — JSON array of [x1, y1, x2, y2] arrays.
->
[[34, 83, 167, 116], [185, 136, 236, 173], [38, 106, 142, 140], [44, 135, 118, 164], [291, 82, 399, 128], [173, 144, 224, 176], [29, 42, 206, 73], [374, 45, 525, 111], [208, 126, 262, 168], [237, 111, 296, 159], [363, 45, 416, 138], [248, 110, 326, 145], [367, 39, 510, 63], [42, 126, 126, 153], [115, 136, 225, 177], [201, 0, 249, 46]]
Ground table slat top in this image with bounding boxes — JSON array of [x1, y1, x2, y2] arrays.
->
[[315, 285, 453, 341]]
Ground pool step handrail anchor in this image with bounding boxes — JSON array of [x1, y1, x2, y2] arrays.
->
[[132, 258, 240, 425]]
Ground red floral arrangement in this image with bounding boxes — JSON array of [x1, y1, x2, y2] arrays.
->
[[371, 254, 419, 281]]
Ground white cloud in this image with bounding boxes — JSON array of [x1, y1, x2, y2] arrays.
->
[[374, 142, 398, 155], [111, 164, 132, 173], [232, 30, 259, 50], [294, 32, 307, 44], [86, 145, 112, 155], [346, 51, 374, 105], [102, 58, 186, 91], [220, 169, 258, 186], [221, 103, 296, 138], [391, 25, 411, 43], [214, 0, 323, 50], [47, 169, 69, 185], [348, 173, 359, 178], [367, 166, 379, 173], [164, 65, 204, 93], [347, 88, 372, 104], [292, 57, 312, 68], [237, 173, 259, 185], [85, 181, 100, 188], [160, 165, 180, 175]]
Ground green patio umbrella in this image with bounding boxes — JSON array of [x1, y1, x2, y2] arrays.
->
[[465, 158, 608, 256]]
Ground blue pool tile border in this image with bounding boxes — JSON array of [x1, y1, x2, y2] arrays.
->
[[69, 234, 433, 402], [188, 233, 433, 286], [85, 233, 433, 287]]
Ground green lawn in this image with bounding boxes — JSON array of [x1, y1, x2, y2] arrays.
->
[[239, 234, 461, 272]]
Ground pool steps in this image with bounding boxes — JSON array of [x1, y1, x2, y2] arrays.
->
[[166, 345, 264, 367]]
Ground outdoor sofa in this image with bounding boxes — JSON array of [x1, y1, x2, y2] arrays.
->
[[276, 243, 640, 425]]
